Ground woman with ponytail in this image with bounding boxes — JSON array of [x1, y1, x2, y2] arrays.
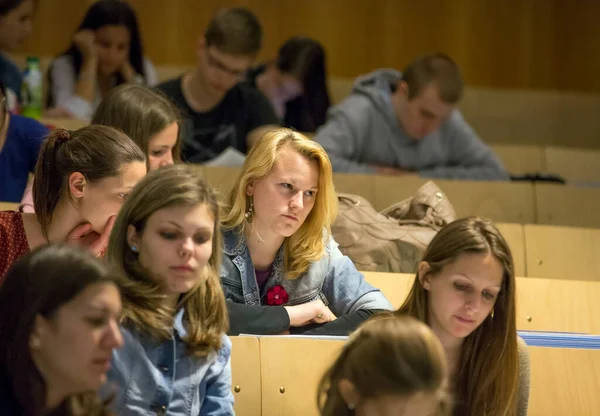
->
[[0, 125, 146, 280]]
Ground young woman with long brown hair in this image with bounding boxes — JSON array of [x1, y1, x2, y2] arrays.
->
[[106, 164, 233, 415], [395, 217, 530, 416]]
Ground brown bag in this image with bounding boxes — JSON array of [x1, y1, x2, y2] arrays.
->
[[332, 181, 457, 273]]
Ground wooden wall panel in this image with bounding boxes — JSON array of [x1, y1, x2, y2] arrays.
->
[[14, 0, 600, 93]]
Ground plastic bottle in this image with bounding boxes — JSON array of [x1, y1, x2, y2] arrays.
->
[[21, 56, 43, 119]]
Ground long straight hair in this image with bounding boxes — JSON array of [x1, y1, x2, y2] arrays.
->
[[107, 164, 228, 356], [0, 244, 118, 416], [317, 315, 451, 416], [221, 128, 338, 279], [276, 37, 331, 132], [396, 217, 519, 416]]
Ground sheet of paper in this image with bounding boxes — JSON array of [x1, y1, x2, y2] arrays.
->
[[204, 147, 246, 167]]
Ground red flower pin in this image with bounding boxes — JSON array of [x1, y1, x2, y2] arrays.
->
[[266, 285, 289, 306]]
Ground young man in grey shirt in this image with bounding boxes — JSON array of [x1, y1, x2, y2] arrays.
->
[[314, 53, 508, 181]]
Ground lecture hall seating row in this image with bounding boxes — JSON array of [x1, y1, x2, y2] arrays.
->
[[229, 273, 600, 416], [200, 165, 600, 229], [230, 336, 600, 416], [4, 176, 600, 281], [39, 117, 600, 184]]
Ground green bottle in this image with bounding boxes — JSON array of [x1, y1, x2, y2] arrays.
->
[[21, 56, 43, 119]]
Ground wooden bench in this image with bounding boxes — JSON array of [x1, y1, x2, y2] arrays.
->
[[362, 272, 600, 334], [230, 335, 600, 415], [0, 202, 19, 211], [524, 224, 600, 281]]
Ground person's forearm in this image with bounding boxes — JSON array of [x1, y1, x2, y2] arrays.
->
[[74, 56, 98, 103], [294, 309, 386, 336], [226, 301, 290, 335]]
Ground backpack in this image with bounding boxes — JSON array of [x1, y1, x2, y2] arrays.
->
[[332, 181, 457, 272]]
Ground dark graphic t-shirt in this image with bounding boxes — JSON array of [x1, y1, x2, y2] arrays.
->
[[156, 77, 279, 163]]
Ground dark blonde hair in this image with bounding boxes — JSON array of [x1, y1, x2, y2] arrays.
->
[[396, 217, 518, 416], [204, 7, 262, 56], [221, 128, 338, 280], [317, 315, 451, 416], [401, 53, 463, 103], [107, 164, 227, 357], [0, 244, 119, 416], [33, 126, 146, 240], [92, 84, 182, 166]]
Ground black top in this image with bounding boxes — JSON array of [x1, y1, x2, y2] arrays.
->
[[156, 77, 279, 163], [246, 65, 322, 133], [0, 374, 23, 416], [226, 301, 384, 336]]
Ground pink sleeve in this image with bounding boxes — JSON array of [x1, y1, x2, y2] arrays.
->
[[19, 181, 35, 213]]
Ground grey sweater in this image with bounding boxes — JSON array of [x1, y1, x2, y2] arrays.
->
[[314, 69, 509, 181]]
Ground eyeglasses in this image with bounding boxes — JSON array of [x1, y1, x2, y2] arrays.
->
[[205, 49, 246, 79]]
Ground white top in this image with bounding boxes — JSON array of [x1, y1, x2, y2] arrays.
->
[[49, 54, 158, 120]]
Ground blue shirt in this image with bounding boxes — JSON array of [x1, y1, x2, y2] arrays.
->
[[0, 115, 48, 202], [0, 53, 22, 101], [106, 309, 234, 416]]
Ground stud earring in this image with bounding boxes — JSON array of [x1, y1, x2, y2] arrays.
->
[[347, 403, 355, 411], [131, 245, 138, 253]]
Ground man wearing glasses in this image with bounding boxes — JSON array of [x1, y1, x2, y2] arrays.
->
[[157, 8, 279, 163]]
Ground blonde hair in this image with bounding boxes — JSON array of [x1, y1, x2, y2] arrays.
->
[[396, 217, 519, 416], [317, 315, 451, 416], [107, 164, 228, 357], [221, 128, 338, 279]]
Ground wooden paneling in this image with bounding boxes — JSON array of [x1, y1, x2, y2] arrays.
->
[[528, 347, 600, 416], [15, 0, 600, 92], [491, 144, 545, 176], [544, 146, 600, 184], [535, 184, 600, 228], [260, 337, 343, 416], [524, 224, 600, 281], [516, 277, 600, 334], [0, 202, 19, 211], [230, 336, 262, 416], [496, 223, 526, 277]]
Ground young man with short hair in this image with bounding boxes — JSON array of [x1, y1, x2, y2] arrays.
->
[[315, 53, 508, 180], [157, 8, 279, 163]]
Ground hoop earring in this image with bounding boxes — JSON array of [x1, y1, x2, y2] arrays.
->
[[245, 199, 254, 223]]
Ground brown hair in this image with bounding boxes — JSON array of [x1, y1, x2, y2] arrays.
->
[[0, 244, 119, 416], [33, 126, 146, 240], [107, 164, 228, 357], [92, 84, 182, 166], [204, 7, 262, 56], [317, 315, 451, 416], [221, 128, 338, 280], [396, 217, 519, 416], [401, 53, 463, 103]]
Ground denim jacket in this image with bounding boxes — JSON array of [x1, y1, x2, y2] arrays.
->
[[105, 309, 234, 416], [221, 229, 393, 316]]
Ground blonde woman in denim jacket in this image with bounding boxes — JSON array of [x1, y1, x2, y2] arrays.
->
[[221, 128, 393, 336]]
